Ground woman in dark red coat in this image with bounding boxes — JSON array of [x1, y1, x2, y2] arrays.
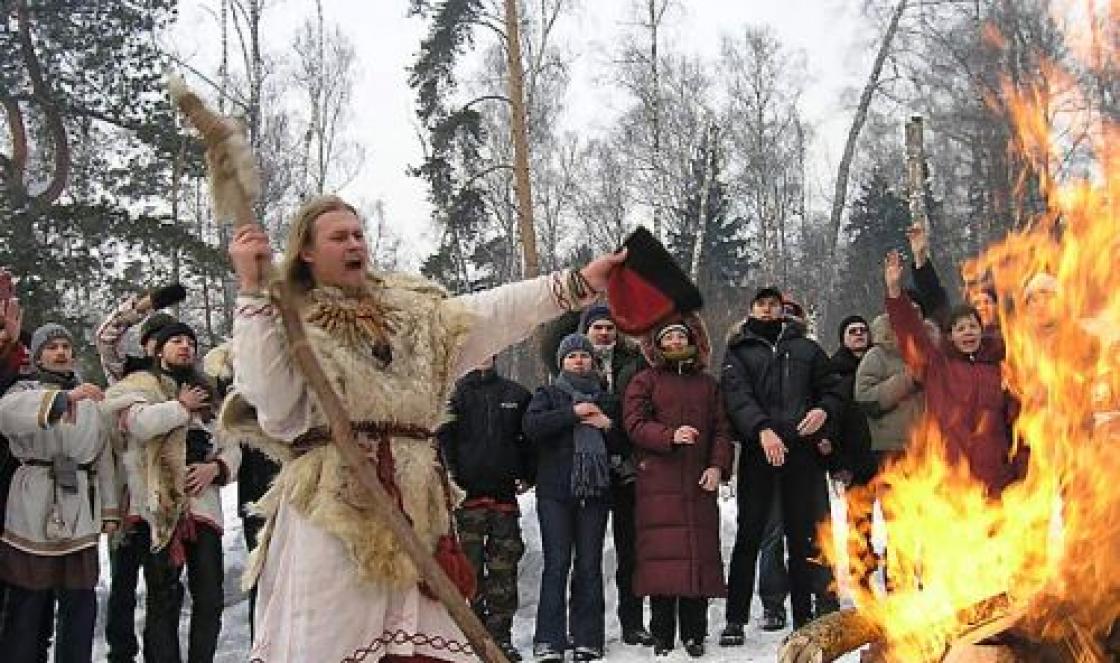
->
[[623, 314, 734, 658], [884, 251, 1026, 497]]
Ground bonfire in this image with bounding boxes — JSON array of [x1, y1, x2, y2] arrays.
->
[[779, 13, 1120, 663]]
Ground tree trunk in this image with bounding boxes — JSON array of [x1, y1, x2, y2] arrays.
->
[[826, 0, 908, 260], [648, 0, 664, 241], [690, 122, 715, 282], [503, 0, 540, 279]]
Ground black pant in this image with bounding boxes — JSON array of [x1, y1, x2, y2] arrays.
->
[[609, 480, 644, 632], [757, 485, 788, 615], [650, 596, 707, 647], [138, 523, 224, 663], [0, 585, 95, 663], [106, 528, 145, 663], [242, 515, 266, 643], [726, 453, 833, 626]]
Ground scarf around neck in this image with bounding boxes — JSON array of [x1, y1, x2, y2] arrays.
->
[[553, 370, 610, 499]]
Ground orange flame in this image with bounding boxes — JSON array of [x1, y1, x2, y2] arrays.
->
[[824, 14, 1120, 661]]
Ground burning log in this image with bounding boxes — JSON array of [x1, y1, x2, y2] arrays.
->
[[778, 595, 1014, 663], [778, 608, 882, 663]]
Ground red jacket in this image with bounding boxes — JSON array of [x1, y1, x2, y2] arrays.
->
[[886, 295, 1024, 496], [623, 313, 734, 598]]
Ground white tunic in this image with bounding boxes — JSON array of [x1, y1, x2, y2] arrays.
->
[[233, 273, 577, 663]]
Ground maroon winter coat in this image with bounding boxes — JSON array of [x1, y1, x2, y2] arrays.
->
[[623, 314, 734, 599], [886, 294, 1025, 496]]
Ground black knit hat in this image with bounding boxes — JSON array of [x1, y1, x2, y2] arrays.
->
[[606, 227, 703, 335], [579, 303, 613, 334], [153, 321, 197, 355], [837, 315, 869, 341], [140, 312, 177, 347]]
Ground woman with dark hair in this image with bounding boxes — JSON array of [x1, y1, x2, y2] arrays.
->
[[623, 315, 733, 658], [883, 251, 1025, 497], [524, 333, 616, 663]]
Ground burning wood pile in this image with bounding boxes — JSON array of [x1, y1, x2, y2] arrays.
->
[[778, 26, 1120, 663]]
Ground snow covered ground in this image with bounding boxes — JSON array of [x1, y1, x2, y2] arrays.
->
[[92, 484, 863, 662]]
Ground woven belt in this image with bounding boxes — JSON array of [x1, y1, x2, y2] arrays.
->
[[291, 420, 434, 457], [19, 458, 96, 472]]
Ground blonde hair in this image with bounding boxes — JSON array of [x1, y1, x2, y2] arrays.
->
[[278, 194, 359, 293]]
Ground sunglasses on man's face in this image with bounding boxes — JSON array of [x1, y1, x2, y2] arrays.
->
[[846, 327, 869, 335]]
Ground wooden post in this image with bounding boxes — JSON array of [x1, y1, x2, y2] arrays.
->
[[906, 115, 930, 232], [503, 0, 540, 278]]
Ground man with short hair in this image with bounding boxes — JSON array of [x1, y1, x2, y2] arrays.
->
[[720, 287, 844, 643], [105, 321, 240, 663], [438, 356, 532, 661], [97, 288, 182, 663], [578, 303, 654, 647]]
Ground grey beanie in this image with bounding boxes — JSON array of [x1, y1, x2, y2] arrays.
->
[[30, 323, 74, 362], [556, 333, 595, 369]]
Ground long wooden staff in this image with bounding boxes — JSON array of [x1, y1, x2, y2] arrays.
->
[[168, 76, 508, 663]]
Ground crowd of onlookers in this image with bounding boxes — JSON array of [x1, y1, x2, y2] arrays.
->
[[0, 220, 1044, 662]]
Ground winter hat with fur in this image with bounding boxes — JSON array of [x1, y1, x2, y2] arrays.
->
[[556, 333, 595, 369], [30, 323, 74, 362]]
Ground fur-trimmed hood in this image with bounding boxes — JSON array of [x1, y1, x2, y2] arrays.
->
[[638, 311, 712, 370]]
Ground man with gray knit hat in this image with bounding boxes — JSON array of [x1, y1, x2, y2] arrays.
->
[[577, 303, 653, 647], [0, 322, 119, 662]]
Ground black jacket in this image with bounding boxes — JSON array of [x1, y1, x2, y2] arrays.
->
[[522, 383, 622, 502], [721, 319, 845, 462], [596, 341, 646, 478], [827, 347, 877, 484], [437, 369, 532, 503]]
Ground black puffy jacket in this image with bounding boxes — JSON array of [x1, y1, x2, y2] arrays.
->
[[827, 347, 877, 484], [437, 369, 532, 503], [720, 319, 844, 460]]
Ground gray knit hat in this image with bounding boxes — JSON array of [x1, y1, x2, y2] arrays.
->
[[556, 333, 595, 369], [30, 323, 74, 362]]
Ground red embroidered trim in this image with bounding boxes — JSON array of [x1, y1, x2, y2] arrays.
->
[[236, 303, 276, 318], [247, 628, 473, 663]]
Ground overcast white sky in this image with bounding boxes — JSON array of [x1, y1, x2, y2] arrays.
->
[[171, 1, 879, 264]]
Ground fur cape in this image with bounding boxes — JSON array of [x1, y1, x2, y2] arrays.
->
[[220, 272, 476, 590], [103, 370, 188, 552]]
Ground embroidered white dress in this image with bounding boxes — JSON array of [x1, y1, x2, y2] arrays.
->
[[232, 272, 580, 663]]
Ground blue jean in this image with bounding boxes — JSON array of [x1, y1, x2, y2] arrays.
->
[[534, 497, 609, 651]]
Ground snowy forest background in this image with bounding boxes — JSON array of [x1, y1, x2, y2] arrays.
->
[[2, 1, 1118, 660], [2, 0, 1117, 375]]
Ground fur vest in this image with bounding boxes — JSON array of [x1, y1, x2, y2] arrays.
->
[[221, 273, 475, 589]]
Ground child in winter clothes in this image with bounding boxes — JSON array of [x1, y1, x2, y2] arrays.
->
[[0, 323, 120, 663], [623, 316, 733, 658], [524, 333, 617, 663]]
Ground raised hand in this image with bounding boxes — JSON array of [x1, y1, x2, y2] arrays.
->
[[884, 250, 905, 298], [579, 247, 628, 296], [906, 222, 929, 267], [1, 297, 20, 349], [229, 223, 273, 293]]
